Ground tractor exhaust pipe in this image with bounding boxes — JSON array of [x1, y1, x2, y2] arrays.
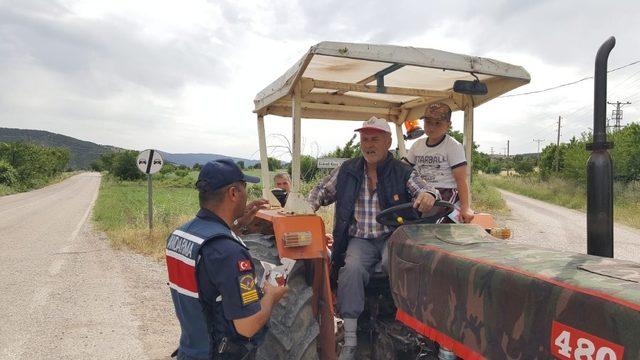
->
[[586, 36, 615, 258]]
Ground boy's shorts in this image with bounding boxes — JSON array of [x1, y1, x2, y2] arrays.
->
[[436, 188, 459, 224]]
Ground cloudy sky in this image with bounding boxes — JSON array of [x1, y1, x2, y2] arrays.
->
[[1, 0, 639, 160]]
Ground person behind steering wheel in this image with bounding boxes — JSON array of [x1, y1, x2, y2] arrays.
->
[[307, 116, 439, 360], [406, 103, 475, 223]]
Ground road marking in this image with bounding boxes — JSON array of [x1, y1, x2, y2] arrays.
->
[[29, 175, 100, 309]]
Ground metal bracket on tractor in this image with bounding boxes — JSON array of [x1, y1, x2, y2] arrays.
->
[[253, 209, 337, 360]]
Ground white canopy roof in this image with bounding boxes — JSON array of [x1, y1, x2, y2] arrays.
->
[[254, 41, 530, 123]]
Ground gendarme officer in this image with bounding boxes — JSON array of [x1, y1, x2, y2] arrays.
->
[[166, 158, 287, 360]]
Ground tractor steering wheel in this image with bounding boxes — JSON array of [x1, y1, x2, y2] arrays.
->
[[376, 200, 455, 227]]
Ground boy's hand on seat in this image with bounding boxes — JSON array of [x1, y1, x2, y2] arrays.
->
[[460, 207, 475, 223]]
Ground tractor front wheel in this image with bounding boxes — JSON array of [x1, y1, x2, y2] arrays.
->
[[244, 235, 320, 360]]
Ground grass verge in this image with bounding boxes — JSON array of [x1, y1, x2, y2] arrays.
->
[[0, 184, 15, 196], [93, 176, 199, 260], [481, 174, 640, 229], [471, 175, 509, 216]]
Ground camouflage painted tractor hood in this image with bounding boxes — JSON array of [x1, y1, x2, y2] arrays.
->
[[388, 224, 640, 360]]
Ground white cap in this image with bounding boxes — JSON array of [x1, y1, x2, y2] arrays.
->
[[354, 116, 392, 134]]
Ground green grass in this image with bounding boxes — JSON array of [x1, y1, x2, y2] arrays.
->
[[481, 174, 640, 229], [481, 174, 587, 210], [93, 176, 199, 259], [0, 184, 15, 196], [471, 175, 509, 215]]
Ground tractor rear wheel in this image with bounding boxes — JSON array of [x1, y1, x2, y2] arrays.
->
[[244, 235, 320, 360]]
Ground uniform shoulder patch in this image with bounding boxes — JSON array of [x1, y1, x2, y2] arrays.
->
[[238, 274, 259, 306], [237, 259, 252, 272]]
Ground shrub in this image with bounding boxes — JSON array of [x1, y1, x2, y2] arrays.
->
[[160, 163, 177, 174], [0, 142, 70, 189], [0, 161, 17, 186], [287, 155, 318, 182], [112, 150, 145, 181], [175, 169, 190, 177]]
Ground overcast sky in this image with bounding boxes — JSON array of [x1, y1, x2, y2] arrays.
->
[[1, 0, 639, 160]]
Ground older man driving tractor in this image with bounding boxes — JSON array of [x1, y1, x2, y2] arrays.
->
[[307, 116, 439, 359]]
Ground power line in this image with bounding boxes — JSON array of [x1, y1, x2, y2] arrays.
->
[[607, 101, 632, 132], [533, 138, 545, 154], [501, 59, 640, 98]]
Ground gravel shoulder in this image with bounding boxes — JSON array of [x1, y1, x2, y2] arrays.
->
[[497, 189, 640, 262]]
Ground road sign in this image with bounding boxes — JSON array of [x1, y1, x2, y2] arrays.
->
[[317, 157, 348, 169], [136, 149, 163, 174], [136, 149, 163, 230]]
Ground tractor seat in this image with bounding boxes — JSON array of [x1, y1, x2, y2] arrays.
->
[[366, 260, 390, 295], [370, 260, 387, 280]]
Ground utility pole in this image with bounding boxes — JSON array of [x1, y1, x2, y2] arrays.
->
[[533, 139, 545, 155], [555, 116, 562, 172], [533, 138, 545, 165], [607, 101, 631, 132]]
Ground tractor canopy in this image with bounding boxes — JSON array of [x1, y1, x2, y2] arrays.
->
[[254, 41, 530, 122], [252, 41, 530, 206]]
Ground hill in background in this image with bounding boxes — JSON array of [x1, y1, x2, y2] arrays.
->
[[0, 127, 258, 169], [159, 152, 258, 168], [0, 127, 120, 169]]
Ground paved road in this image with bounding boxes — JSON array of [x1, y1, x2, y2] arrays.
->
[[498, 189, 640, 262], [0, 173, 178, 359]]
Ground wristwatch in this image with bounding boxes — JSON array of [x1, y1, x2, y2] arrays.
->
[[233, 219, 249, 235]]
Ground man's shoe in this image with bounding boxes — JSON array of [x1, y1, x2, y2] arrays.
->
[[338, 345, 357, 360]]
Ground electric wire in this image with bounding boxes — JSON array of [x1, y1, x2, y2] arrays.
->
[[500, 59, 640, 97]]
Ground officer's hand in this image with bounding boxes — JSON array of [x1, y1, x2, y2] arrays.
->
[[236, 199, 269, 228], [413, 191, 436, 213], [324, 233, 334, 248], [262, 281, 288, 304]]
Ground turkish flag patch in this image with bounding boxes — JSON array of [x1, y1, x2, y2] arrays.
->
[[237, 259, 253, 272]]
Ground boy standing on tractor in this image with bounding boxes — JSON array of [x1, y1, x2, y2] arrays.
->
[[307, 117, 439, 360], [406, 103, 475, 223]]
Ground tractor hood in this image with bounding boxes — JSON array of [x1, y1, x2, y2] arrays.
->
[[388, 224, 640, 359]]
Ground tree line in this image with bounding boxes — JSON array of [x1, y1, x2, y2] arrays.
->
[[271, 122, 639, 185], [478, 123, 640, 183], [0, 142, 70, 190]]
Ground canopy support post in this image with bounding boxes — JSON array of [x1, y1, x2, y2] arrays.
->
[[257, 114, 271, 199], [395, 109, 409, 159], [463, 97, 474, 189], [291, 83, 302, 192], [395, 123, 407, 158]]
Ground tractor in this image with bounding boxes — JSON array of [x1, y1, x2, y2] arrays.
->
[[242, 39, 640, 359]]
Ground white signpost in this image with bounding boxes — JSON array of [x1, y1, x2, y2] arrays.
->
[[317, 157, 348, 169], [137, 149, 163, 229]]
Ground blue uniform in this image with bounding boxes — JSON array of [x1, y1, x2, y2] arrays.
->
[[167, 209, 266, 360], [195, 209, 267, 357]]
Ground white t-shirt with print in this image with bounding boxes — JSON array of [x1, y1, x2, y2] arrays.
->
[[407, 134, 467, 189]]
